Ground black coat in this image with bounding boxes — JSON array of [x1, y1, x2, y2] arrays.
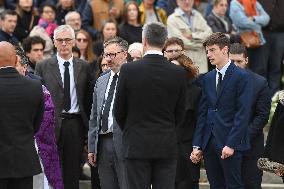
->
[[114, 54, 187, 159], [0, 67, 44, 178], [264, 101, 284, 164]]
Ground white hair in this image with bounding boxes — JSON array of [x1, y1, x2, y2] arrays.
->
[[128, 42, 143, 54], [54, 25, 75, 39], [64, 11, 80, 22]]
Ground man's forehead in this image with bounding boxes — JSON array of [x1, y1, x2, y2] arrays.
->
[[56, 31, 72, 38], [104, 43, 121, 52]]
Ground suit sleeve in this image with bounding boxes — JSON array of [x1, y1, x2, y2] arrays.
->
[[192, 77, 208, 148], [114, 65, 128, 130], [248, 79, 271, 139], [226, 73, 253, 149], [88, 80, 99, 154]]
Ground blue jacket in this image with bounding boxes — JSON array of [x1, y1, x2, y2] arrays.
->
[[192, 63, 253, 151], [229, 0, 270, 45]]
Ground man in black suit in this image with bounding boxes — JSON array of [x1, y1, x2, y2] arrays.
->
[[35, 25, 91, 189], [229, 43, 271, 189], [0, 41, 44, 189], [114, 22, 187, 189]]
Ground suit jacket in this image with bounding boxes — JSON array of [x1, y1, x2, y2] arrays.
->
[[192, 63, 252, 151], [0, 67, 44, 178], [246, 71, 271, 157], [35, 56, 91, 140], [114, 54, 187, 159], [88, 71, 124, 159]]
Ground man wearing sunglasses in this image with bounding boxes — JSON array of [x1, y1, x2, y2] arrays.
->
[[35, 25, 91, 189], [88, 36, 128, 189]]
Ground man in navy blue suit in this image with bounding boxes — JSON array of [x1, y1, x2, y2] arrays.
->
[[229, 43, 271, 189], [190, 33, 253, 189]]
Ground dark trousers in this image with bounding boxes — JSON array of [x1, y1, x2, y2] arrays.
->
[[204, 136, 243, 189], [58, 116, 84, 189], [97, 134, 126, 189], [0, 177, 33, 189], [242, 155, 263, 189], [91, 166, 101, 189], [125, 158, 177, 189]]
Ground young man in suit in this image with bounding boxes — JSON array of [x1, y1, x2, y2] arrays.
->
[[88, 36, 128, 189], [114, 22, 187, 189], [0, 41, 44, 189], [35, 25, 91, 189], [191, 32, 253, 189], [229, 43, 271, 189]]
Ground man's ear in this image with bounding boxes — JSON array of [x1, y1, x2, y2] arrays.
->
[[14, 55, 20, 67]]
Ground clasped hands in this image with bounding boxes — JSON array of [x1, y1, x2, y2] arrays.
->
[[190, 146, 235, 164]]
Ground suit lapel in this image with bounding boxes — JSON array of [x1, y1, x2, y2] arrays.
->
[[98, 73, 111, 110], [49, 57, 63, 88], [73, 58, 82, 85], [216, 63, 235, 103]]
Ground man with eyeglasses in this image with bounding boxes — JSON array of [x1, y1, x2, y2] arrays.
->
[[65, 11, 82, 33], [35, 25, 91, 189], [163, 37, 185, 60], [22, 36, 45, 75], [88, 36, 128, 189]]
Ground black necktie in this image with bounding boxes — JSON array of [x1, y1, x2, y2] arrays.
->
[[101, 74, 118, 132], [63, 61, 71, 112], [217, 72, 222, 96]]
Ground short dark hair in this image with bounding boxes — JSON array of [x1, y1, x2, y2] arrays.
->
[[142, 22, 167, 48], [203, 32, 230, 49], [22, 36, 46, 53], [1, 9, 17, 20], [229, 43, 248, 58], [163, 37, 184, 52], [39, 2, 56, 15]]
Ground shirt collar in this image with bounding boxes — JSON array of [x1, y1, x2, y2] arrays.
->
[[216, 60, 231, 75], [176, 7, 195, 17], [144, 50, 163, 56], [110, 70, 120, 77], [56, 53, 73, 65], [0, 66, 14, 70]]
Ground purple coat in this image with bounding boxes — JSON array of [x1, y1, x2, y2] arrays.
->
[[35, 86, 64, 189]]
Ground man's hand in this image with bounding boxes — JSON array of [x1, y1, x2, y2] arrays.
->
[[88, 153, 97, 167], [221, 146, 234, 159], [190, 148, 203, 164]]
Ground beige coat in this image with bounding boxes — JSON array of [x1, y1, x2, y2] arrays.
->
[[167, 8, 212, 73]]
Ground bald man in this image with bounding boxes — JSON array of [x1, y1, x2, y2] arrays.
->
[[0, 42, 44, 189]]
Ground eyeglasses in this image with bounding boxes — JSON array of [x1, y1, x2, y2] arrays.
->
[[76, 38, 87, 43], [164, 49, 183, 53], [103, 51, 124, 59], [55, 38, 74, 44]]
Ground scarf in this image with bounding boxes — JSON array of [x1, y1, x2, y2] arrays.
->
[[238, 0, 257, 16]]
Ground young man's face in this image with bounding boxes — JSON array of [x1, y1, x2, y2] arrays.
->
[[26, 43, 44, 64], [206, 44, 228, 67], [229, 53, 248, 69]]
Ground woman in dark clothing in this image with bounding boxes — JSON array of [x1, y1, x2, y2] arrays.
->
[[263, 91, 284, 182], [56, 0, 74, 25], [169, 54, 201, 189], [14, 0, 40, 42], [119, 1, 142, 44], [206, 0, 240, 43]]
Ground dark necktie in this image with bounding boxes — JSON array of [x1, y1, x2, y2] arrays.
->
[[101, 74, 118, 132], [63, 61, 71, 112], [217, 72, 222, 96]]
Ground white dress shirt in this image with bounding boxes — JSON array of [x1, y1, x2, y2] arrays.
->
[[100, 70, 120, 134], [57, 54, 79, 113], [215, 60, 231, 88]]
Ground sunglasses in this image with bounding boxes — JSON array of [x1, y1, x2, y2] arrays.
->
[[76, 38, 88, 43]]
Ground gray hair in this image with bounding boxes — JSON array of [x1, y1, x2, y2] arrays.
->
[[54, 25, 75, 39], [103, 36, 128, 52], [142, 22, 167, 48], [65, 11, 80, 22]]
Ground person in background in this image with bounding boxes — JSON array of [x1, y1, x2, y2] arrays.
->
[[167, 0, 212, 73], [128, 42, 143, 61], [119, 1, 142, 44], [0, 41, 44, 189], [206, 0, 240, 43], [229, 43, 271, 189], [38, 2, 58, 37], [163, 37, 185, 60], [139, 0, 167, 25], [65, 11, 82, 33], [14, 0, 40, 42], [56, 0, 75, 25], [0, 10, 20, 46], [75, 29, 96, 64], [93, 19, 119, 57], [169, 54, 201, 189], [22, 36, 45, 74]]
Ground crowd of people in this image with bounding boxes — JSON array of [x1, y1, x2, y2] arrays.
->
[[0, 0, 284, 189]]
